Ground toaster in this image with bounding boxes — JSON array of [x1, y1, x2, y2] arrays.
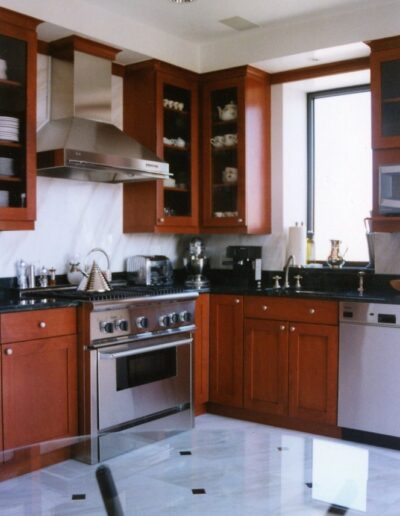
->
[[126, 255, 173, 286]]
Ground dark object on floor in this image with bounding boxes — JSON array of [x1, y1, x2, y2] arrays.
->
[[71, 494, 86, 500], [96, 464, 124, 516], [192, 488, 206, 495]]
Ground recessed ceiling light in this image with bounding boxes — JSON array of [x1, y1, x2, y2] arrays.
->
[[170, 0, 196, 3], [219, 16, 259, 32]]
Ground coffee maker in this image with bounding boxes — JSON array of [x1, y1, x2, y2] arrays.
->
[[225, 246, 262, 287], [184, 237, 210, 288]]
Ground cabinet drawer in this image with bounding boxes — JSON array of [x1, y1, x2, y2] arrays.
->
[[244, 296, 338, 325], [1, 308, 77, 343]]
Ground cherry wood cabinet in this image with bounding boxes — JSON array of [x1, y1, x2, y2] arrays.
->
[[0, 308, 77, 451], [123, 60, 199, 233], [0, 8, 38, 230], [288, 322, 338, 425], [243, 296, 338, 426], [244, 318, 288, 415], [200, 66, 271, 234], [194, 294, 210, 416], [209, 294, 244, 408]]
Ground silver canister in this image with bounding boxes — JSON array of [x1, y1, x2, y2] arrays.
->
[[27, 264, 36, 288]]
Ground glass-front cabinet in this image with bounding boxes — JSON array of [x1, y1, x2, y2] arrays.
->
[[0, 9, 38, 230], [123, 60, 198, 233], [201, 66, 271, 234]]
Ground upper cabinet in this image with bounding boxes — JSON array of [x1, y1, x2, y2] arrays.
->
[[0, 8, 38, 230], [201, 66, 271, 234], [123, 60, 199, 233]]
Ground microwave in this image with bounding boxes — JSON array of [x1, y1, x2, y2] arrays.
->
[[379, 164, 400, 214]]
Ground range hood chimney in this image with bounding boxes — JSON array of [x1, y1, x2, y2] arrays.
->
[[37, 36, 169, 183]]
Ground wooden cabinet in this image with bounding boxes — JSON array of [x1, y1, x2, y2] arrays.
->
[[288, 322, 338, 425], [209, 294, 244, 407], [194, 293, 209, 416], [0, 308, 77, 450], [243, 297, 339, 426], [123, 60, 199, 233], [0, 8, 38, 230], [244, 318, 288, 415], [370, 37, 400, 150], [200, 66, 271, 234]]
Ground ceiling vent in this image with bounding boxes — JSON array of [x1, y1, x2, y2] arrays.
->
[[219, 16, 259, 31]]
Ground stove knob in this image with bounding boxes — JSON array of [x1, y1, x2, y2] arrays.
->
[[180, 311, 192, 323], [116, 319, 129, 332], [159, 315, 171, 328], [136, 316, 149, 329], [100, 321, 114, 334], [169, 312, 179, 324]]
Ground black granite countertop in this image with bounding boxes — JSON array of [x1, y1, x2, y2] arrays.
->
[[0, 292, 79, 314]]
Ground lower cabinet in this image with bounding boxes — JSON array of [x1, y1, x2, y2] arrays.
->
[[209, 295, 339, 432], [209, 294, 244, 408], [194, 294, 210, 415], [0, 307, 77, 477]]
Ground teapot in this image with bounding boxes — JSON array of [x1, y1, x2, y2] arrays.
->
[[217, 101, 237, 121]]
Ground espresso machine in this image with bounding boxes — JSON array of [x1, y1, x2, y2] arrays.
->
[[224, 246, 262, 287], [184, 237, 210, 288]]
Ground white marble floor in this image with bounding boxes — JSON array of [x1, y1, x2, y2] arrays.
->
[[1, 414, 400, 515]]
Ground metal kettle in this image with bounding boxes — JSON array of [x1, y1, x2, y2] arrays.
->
[[77, 260, 111, 292]]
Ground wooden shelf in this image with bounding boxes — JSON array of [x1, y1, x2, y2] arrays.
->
[[213, 182, 238, 188], [211, 145, 237, 152], [382, 97, 400, 104], [0, 78, 22, 88], [164, 107, 189, 116], [0, 175, 21, 183], [212, 119, 237, 126], [164, 143, 189, 152], [164, 186, 190, 192], [0, 140, 21, 148]]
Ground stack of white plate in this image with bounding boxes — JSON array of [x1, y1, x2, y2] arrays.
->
[[0, 116, 19, 142], [0, 156, 14, 175]]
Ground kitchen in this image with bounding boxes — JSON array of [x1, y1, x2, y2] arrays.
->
[[1, 0, 400, 514]]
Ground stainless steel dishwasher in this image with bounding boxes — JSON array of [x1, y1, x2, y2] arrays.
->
[[338, 301, 400, 437]]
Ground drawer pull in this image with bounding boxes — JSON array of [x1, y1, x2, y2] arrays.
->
[[39, 321, 47, 328], [262, 305, 268, 311], [280, 325, 286, 331], [4, 348, 13, 356], [290, 326, 296, 332], [309, 308, 315, 315], [238, 218, 243, 223], [234, 298, 240, 304]]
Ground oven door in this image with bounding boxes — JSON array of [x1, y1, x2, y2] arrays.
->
[[96, 333, 192, 431]]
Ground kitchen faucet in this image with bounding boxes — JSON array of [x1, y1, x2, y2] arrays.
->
[[283, 255, 295, 289]]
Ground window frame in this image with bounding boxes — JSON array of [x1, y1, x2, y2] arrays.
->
[[306, 84, 371, 244]]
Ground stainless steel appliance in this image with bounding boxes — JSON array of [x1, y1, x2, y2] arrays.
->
[[26, 285, 197, 464], [379, 163, 400, 214], [126, 255, 173, 286], [183, 238, 210, 288], [338, 301, 400, 438], [37, 39, 169, 183]]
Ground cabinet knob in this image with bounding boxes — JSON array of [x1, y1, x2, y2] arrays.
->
[[234, 298, 240, 304], [262, 305, 268, 311], [309, 308, 315, 315], [4, 348, 13, 356], [159, 218, 165, 223], [280, 325, 286, 331], [238, 218, 243, 223], [39, 321, 46, 328], [290, 326, 296, 332]]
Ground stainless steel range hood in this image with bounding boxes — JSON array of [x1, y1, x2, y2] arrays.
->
[[37, 46, 169, 183]]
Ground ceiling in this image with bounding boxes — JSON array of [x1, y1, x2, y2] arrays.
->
[[33, 0, 398, 72]]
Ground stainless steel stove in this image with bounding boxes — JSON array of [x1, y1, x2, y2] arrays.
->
[[25, 284, 198, 464]]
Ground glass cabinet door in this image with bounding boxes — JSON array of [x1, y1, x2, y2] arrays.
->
[[162, 83, 192, 219], [380, 59, 400, 138], [0, 34, 27, 211]]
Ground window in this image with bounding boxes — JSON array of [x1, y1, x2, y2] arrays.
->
[[307, 85, 372, 262]]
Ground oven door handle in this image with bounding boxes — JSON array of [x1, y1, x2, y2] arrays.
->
[[98, 337, 192, 359]]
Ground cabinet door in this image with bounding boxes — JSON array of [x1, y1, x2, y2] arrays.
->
[[202, 78, 245, 229], [209, 295, 243, 407], [244, 318, 288, 415], [288, 322, 338, 425], [371, 47, 400, 149], [123, 61, 199, 234], [194, 294, 210, 415], [2, 335, 77, 450], [0, 11, 37, 230]]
